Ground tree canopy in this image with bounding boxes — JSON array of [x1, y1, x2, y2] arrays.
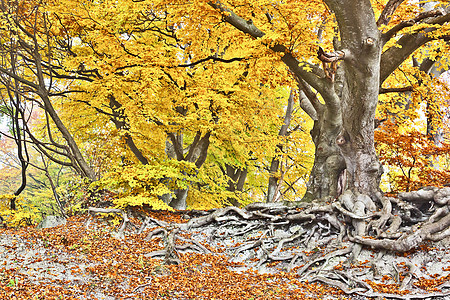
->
[[0, 0, 448, 224]]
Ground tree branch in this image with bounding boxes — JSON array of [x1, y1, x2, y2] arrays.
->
[[168, 132, 185, 161], [380, 9, 450, 84], [296, 77, 323, 120], [177, 56, 245, 68], [382, 8, 447, 43], [208, 1, 265, 38], [208, 1, 328, 95], [184, 131, 202, 162], [0, 66, 40, 90], [298, 90, 318, 121], [377, 0, 406, 27], [379, 86, 413, 94]]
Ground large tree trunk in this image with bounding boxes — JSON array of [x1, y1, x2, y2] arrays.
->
[[304, 117, 346, 202], [327, 0, 383, 198]]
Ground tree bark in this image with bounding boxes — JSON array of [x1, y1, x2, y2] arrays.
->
[[325, 0, 383, 197], [223, 164, 248, 206], [166, 131, 211, 209], [304, 117, 346, 202], [267, 89, 295, 202]]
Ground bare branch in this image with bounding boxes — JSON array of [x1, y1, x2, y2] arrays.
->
[[296, 77, 323, 116], [379, 86, 413, 94], [177, 56, 245, 67], [0, 66, 40, 91], [377, 0, 406, 27]]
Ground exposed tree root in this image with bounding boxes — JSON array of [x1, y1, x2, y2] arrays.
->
[[144, 225, 212, 265], [355, 291, 450, 300], [86, 186, 450, 298], [86, 207, 130, 237], [311, 275, 367, 294]]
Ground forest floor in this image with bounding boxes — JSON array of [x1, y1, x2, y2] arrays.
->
[[0, 212, 449, 300]]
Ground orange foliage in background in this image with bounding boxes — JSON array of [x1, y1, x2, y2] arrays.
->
[[376, 120, 450, 193], [376, 71, 450, 193]]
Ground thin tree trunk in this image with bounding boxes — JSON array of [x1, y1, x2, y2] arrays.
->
[[108, 96, 149, 165], [267, 89, 295, 202], [223, 164, 248, 206], [9, 52, 28, 210], [45, 170, 67, 218], [166, 131, 211, 209], [170, 187, 189, 210]]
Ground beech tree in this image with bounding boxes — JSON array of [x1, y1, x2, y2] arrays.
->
[[195, 0, 449, 202], [30, 0, 313, 210], [1, 1, 450, 296], [0, 0, 97, 182], [125, 0, 450, 255]]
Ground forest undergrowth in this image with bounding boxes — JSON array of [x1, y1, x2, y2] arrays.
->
[[1, 198, 449, 300], [1, 214, 347, 300]]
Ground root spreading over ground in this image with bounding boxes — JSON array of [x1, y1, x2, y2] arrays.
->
[[1, 187, 449, 299]]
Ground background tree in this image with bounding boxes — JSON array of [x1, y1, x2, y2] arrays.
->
[[42, 0, 314, 210], [0, 0, 97, 181]]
